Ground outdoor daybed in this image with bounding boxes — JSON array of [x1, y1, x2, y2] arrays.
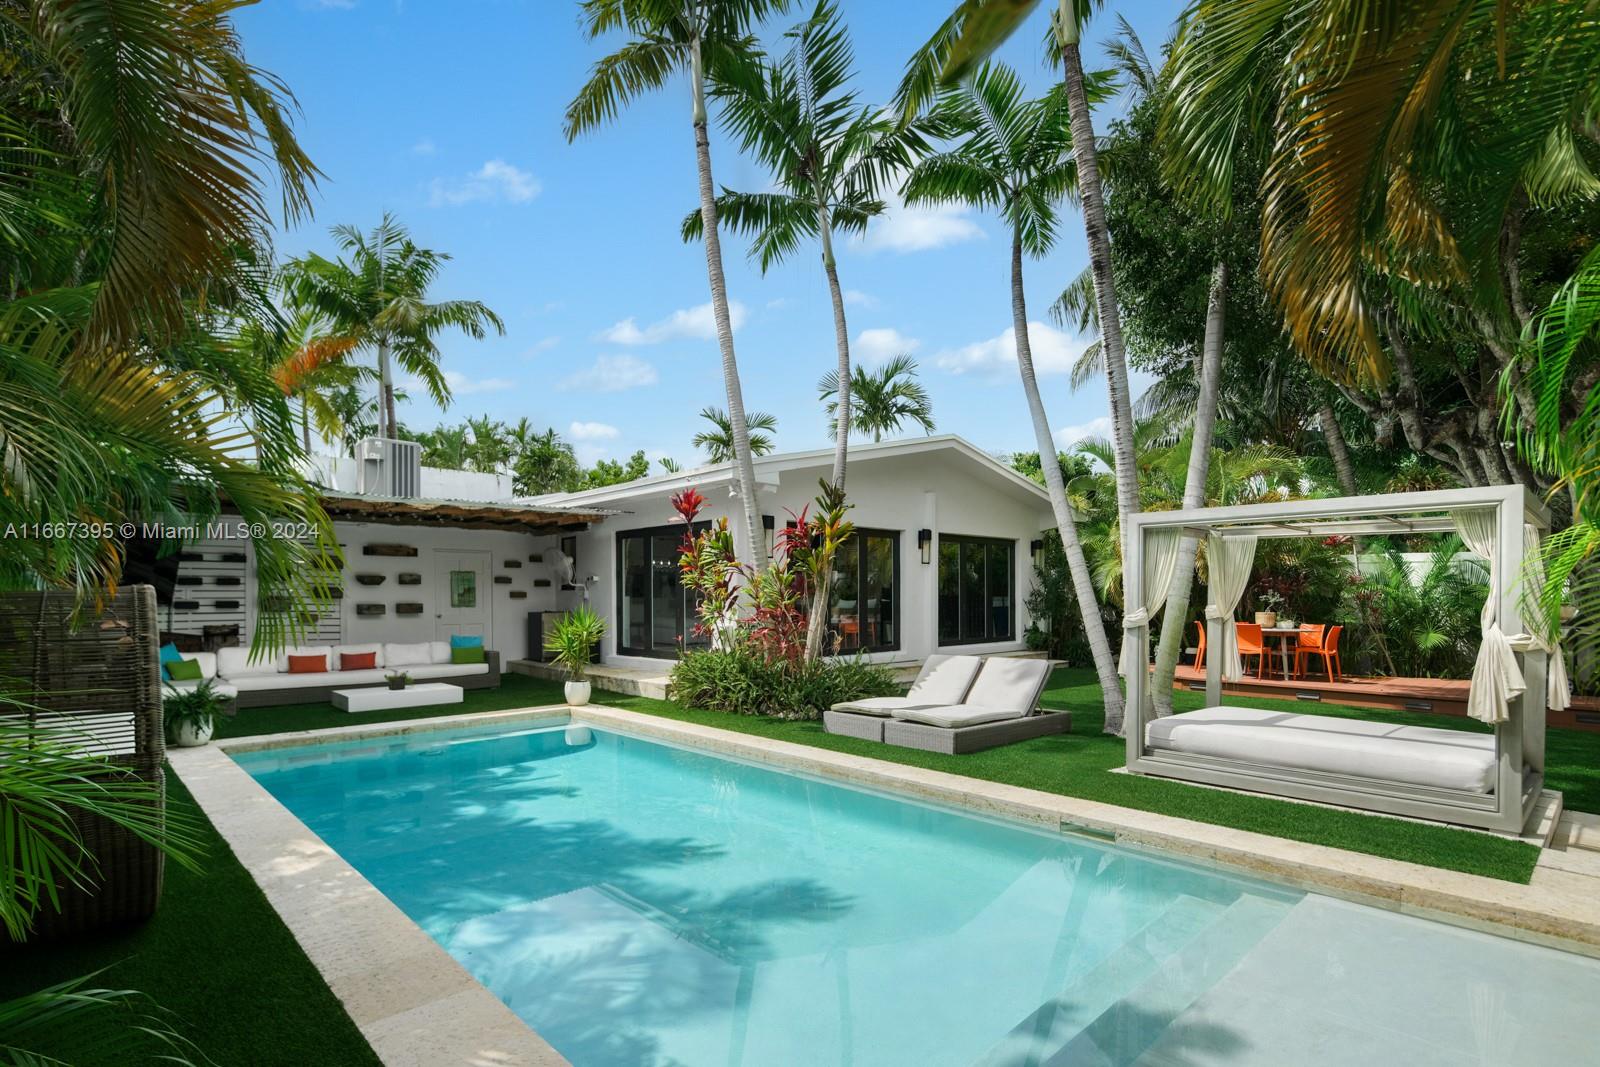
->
[[1123, 484, 1563, 833], [827, 655, 1068, 754]]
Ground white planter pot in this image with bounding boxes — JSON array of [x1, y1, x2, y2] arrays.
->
[[564, 680, 592, 706], [171, 718, 214, 748]]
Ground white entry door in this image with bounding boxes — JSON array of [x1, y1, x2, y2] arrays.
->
[[434, 549, 492, 646]]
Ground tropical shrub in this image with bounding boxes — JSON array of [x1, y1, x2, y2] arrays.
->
[[545, 607, 608, 682], [1341, 540, 1488, 679], [669, 648, 896, 720]]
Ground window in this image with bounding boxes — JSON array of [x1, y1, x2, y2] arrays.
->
[[828, 530, 899, 653], [937, 536, 1014, 645], [615, 524, 706, 658], [449, 570, 477, 608]]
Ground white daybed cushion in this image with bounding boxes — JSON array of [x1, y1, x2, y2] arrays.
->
[[961, 657, 1051, 714], [1145, 706, 1498, 794], [830, 655, 986, 715], [407, 662, 489, 679], [229, 668, 389, 692], [384, 641, 434, 667], [333, 643, 385, 668], [830, 695, 932, 716], [894, 704, 1026, 729], [216, 646, 276, 678], [178, 652, 217, 680]]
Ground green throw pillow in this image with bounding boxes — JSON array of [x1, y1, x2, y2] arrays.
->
[[167, 658, 203, 681], [450, 646, 486, 665]]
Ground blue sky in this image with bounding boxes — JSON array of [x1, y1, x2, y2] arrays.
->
[[237, 0, 1183, 468]]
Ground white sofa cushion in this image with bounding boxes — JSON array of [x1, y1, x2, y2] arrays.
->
[[429, 640, 452, 664], [178, 652, 217, 680], [407, 662, 488, 680], [385, 642, 434, 667], [333, 643, 386, 670], [894, 704, 1026, 728], [963, 658, 1050, 714], [217, 646, 276, 678], [276, 645, 333, 673], [228, 668, 389, 692], [165, 678, 237, 699], [1145, 706, 1498, 794]]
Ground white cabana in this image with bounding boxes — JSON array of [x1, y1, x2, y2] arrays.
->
[[1123, 484, 1555, 834]]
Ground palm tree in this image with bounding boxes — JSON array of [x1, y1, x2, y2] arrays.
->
[[686, 1, 936, 490], [283, 215, 504, 440], [513, 427, 585, 496], [416, 424, 471, 470], [818, 354, 935, 443], [694, 406, 777, 463], [901, 62, 1125, 731], [566, 0, 796, 564], [465, 416, 513, 473], [256, 307, 364, 452]]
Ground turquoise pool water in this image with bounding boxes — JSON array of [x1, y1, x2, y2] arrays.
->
[[236, 722, 1600, 1066]]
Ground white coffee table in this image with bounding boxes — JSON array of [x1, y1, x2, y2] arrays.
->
[[332, 682, 464, 714]]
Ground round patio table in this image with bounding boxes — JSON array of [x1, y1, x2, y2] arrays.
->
[[1259, 626, 1302, 680]]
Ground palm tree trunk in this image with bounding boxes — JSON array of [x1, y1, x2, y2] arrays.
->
[[690, 38, 764, 566], [1010, 227, 1123, 727], [302, 398, 312, 453], [1320, 402, 1358, 495], [377, 339, 395, 440], [820, 205, 851, 491], [1058, 11, 1140, 729], [1150, 261, 1227, 717]]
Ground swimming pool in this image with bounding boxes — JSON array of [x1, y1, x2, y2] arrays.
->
[[236, 720, 1599, 1066]]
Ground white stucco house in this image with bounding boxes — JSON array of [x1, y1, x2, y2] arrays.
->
[[160, 435, 1055, 670]]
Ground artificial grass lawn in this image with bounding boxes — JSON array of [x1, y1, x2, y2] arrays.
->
[[0, 773, 380, 1067]]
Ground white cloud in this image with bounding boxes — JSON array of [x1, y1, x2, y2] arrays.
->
[[428, 159, 540, 207], [765, 297, 792, 310], [522, 336, 560, 356], [410, 138, 436, 156], [1054, 416, 1113, 448], [860, 192, 984, 253], [843, 289, 879, 308], [936, 321, 1086, 379], [569, 420, 620, 441], [854, 327, 920, 366], [559, 354, 659, 393], [598, 301, 747, 345], [443, 369, 515, 396]]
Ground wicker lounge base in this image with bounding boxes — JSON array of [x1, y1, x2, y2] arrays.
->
[[823, 709, 889, 742], [882, 712, 1071, 754]]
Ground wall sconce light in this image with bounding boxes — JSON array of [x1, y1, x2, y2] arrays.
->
[[762, 514, 775, 558], [918, 528, 933, 565], [1030, 539, 1044, 566]]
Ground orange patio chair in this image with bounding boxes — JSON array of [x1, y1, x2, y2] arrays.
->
[[1193, 620, 1206, 671], [1292, 624, 1326, 679], [1235, 621, 1268, 679], [1297, 624, 1343, 682]]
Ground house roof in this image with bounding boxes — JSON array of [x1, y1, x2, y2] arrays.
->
[[317, 491, 614, 534], [526, 434, 1054, 510]]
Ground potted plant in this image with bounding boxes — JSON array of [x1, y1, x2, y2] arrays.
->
[[163, 679, 233, 747], [1255, 589, 1284, 629], [385, 671, 411, 691], [545, 606, 607, 706]]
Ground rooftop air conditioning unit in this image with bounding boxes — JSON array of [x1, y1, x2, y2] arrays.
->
[[354, 437, 422, 498]]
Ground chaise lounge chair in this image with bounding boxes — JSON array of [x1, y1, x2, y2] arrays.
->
[[823, 654, 984, 742], [883, 657, 1068, 755]]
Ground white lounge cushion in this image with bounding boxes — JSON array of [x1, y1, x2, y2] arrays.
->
[[429, 640, 452, 664], [1145, 706, 1498, 794], [830, 695, 936, 717], [384, 642, 434, 667], [832, 655, 984, 715], [276, 645, 333, 673], [216, 646, 276, 678], [894, 704, 1027, 729], [178, 652, 217, 680], [962, 658, 1051, 715], [165, 678, 237, 700], [333, 643, 385, 669], [229, 668, 388, 692], [406, 662, 489, 679]]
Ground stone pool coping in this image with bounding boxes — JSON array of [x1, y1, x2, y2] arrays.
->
[[175, 701, 1600, 1065]]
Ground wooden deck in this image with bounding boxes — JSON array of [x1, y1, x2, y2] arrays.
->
[[1171, 665, 1600, 732]]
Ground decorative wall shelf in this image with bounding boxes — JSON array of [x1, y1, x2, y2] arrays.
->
[[175, 576, 202, 586], [261, 595, 291, 611], [362, 543, 417, 557], [395, 602, 424, 616], [354, 574, 386, 586], [397, 573, 421, 585], [493, 576, 513, 585], [214, 576, 241, 587], [178, 552, 204, 563], [221, 552, 247, 563], [215, 600, 240, 610], [355, 603, 386, 617], [532, 579, 552, 588], [173, 600, 199, 611], [528, 553, 544, 563], [503, 559, 522, 568], [509, 590, 527, 600]]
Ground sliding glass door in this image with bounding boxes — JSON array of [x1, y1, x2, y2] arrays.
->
[[616, 525, 705, 658], [937, 535, 1015, 645], [828, 529, 899, 654]]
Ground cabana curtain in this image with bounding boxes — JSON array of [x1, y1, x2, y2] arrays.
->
[[1451, 508, 1526, 724], [1120, 528, 1183, 683], [1205, 533, 1258, 681], [1523, 523, 1571, 711]]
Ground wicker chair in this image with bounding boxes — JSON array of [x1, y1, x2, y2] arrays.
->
[[0, 585, 166, 939]]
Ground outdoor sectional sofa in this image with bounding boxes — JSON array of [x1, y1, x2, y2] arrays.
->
[[824, 654, 1067, 754], [166, 641, 501, 708]]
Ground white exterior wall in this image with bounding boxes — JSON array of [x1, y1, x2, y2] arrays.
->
[[567, 448, 1054, 669], [298, 454, 515, 502]]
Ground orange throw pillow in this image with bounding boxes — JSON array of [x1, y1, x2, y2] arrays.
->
[[287, 653, 327, 674], [340, 651, 377, 671]]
